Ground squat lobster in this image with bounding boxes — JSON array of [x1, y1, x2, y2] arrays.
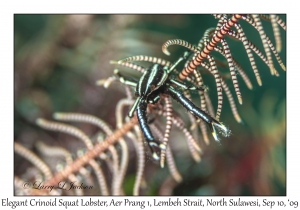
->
[[112, 51, 230, 160]]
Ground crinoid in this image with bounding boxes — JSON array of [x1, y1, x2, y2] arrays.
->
[[106, 14, 286, 163], [14, 14, 286, 195]]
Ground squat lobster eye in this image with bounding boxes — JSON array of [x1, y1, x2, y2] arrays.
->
[[111, 51, 230, 161]]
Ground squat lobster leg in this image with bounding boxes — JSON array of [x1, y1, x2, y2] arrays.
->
[[169, 78, 207, 91], [165, 84, 230, 141], [113, 69, 138, 87], [136, 100, 166, 160], [113, 69, 139, 117], [113, 68, 166, 159]]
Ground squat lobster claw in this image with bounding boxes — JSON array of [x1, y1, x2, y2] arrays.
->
[[112, 51, 230, 160]]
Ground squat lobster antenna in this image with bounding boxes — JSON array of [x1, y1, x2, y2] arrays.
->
[[167, 51, 191, 73]]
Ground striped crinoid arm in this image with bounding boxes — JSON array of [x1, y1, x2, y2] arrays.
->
[[36, 142, 90, 195], [52, 112, 121, 194], [211, 14, 227, 37], [162, 39, 199, 56], [156, 107, 202, 162], [259, 14, 286, 31], [211, 44, 253, 90], [183, 90, 200, 148], [159, 96, 173, 168], [132, 125, 146, 196], [115, 119, 145, 196], [85, 156, 109, 195], [181, 63, 210, 145], [35, 141, 84, 195], [199, 26, 253, 111], [214, 15, 274, 85], [165, 147, 182, 183], [272, 15, 286, 30], [160, 38, 219, 117], [53, 113, 113, 134], [203, 91, 215, 121], [264, 35, 286, 71], [35, 141, 73, 166], [114, 98, 146, 196], [150, 123, 182, 183], [227, 29, 269, 69], [14, 142, 53, 181], [178, 14, 242, 81], [44, 116, 138, 188], [243, 15, 277, 76], [232, 59, 253, 90], [241, 15, 286, 73], [109, 60, 146, 73], [215, 38, 243, 104], [191, 68, 207, 112], [199, 60, 242, 124], [119, 55, 172, 67], [36, 118, 110, 195], [227, 29, 285, 83], [201, 14, 285, 82], [35, 141, 94, 194], [232, 22, 262, 86], [205, 54, 223, 121], [252, 16, 285, 69], [191, 69, 210, 145], [161, 39, 202, 85], [200, 26, 243, 104], [36, 118, 94, 149], [114, 99, 135, 195], [161, 37, 226, 119], [183, 61, 216, 119], [172, 114, 202, 162], [270, 14, 282, 52], [221, 79, 242, 123]]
